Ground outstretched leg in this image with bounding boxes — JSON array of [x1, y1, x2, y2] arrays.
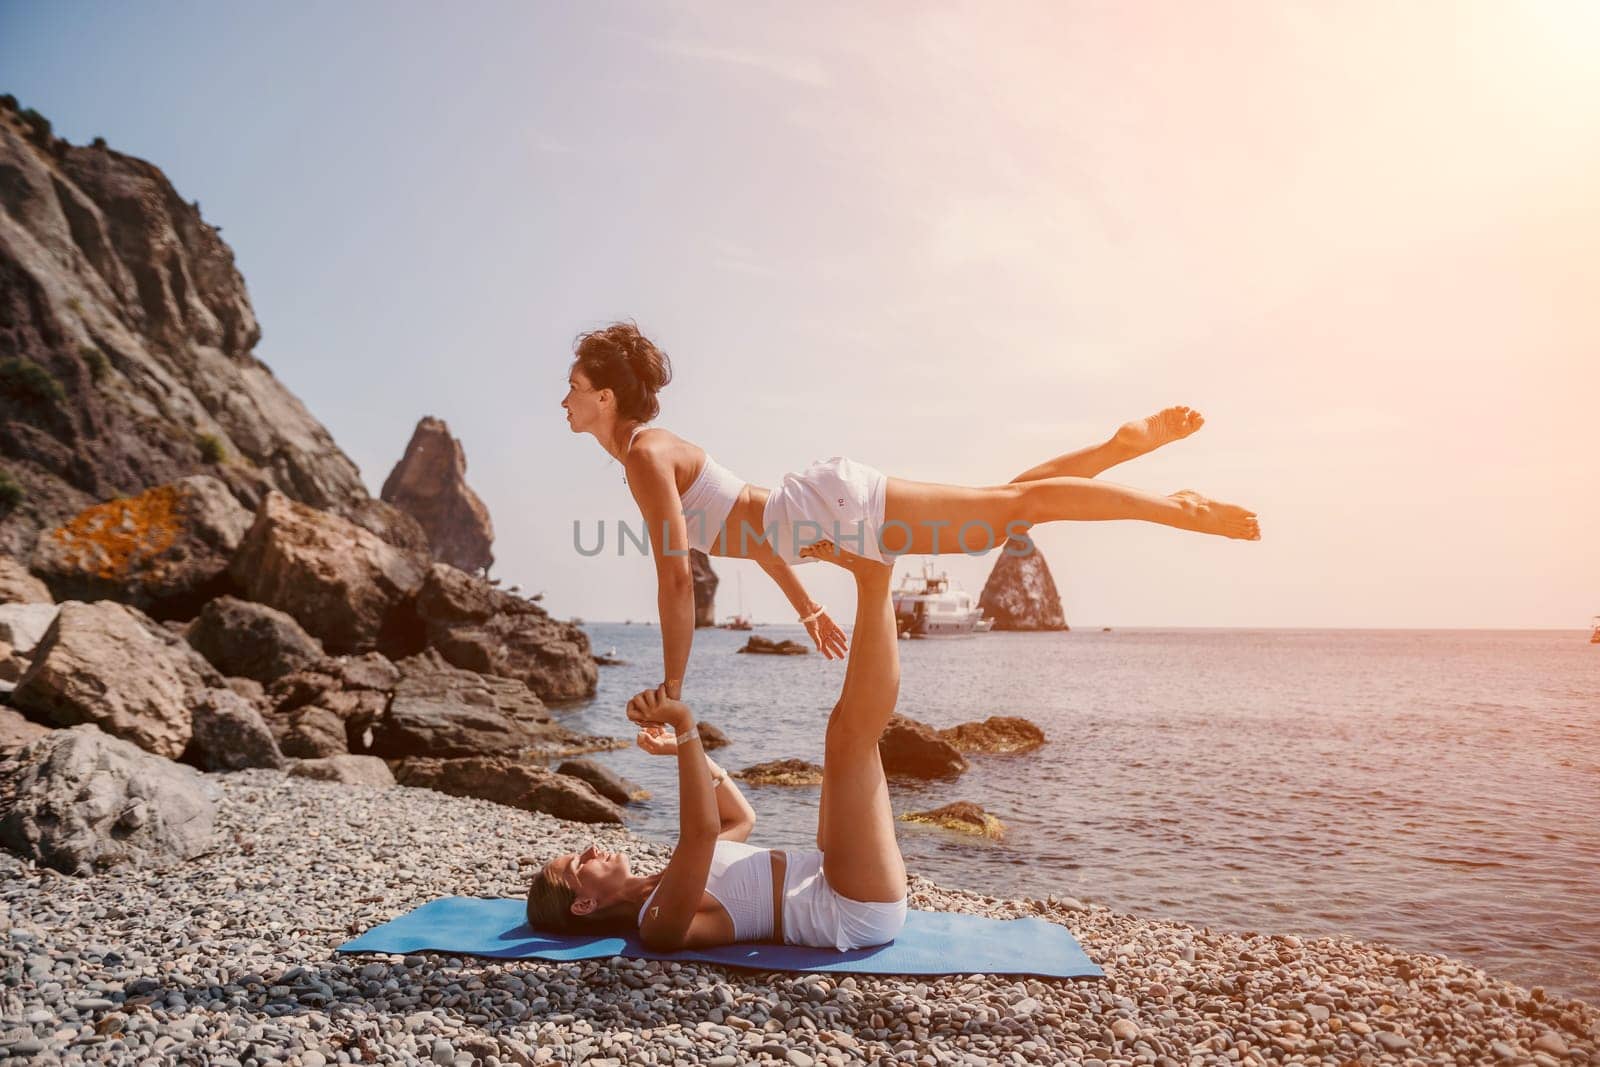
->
[[1009, 405, 1205, 483], [804, 542, 906, 904], [879, 474, 1260, 555]]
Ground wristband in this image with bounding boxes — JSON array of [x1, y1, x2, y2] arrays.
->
[[676, 727, 701, 746], [799, 604, 826, 625]]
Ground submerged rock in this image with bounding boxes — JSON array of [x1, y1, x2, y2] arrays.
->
[[733, 758, 824, 786], [877, 714, 968, 780], [900, 800, 1007, 841], [379, 417, 494, 574], [936, 715, 1046, 754], [977, 535, 1069, 631], [736, 634, 808, 656], [0, 724, 221, 874]]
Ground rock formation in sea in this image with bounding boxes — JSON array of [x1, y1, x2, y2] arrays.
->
[[379, 416, 494, 574], [977, 535, 1069, 631], [0, 97, 421, 560], [691, 549, 717, 627]]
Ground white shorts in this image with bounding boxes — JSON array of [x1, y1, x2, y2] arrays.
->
[[760, 456, 890, 566], [782, 849, 908, 951]]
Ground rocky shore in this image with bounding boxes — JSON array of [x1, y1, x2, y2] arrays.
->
[[3, 769, 1596, 1067]]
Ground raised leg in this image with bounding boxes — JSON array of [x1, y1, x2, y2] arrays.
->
[[879, 475, 1260, 555], [806, 543, 907, 904], [1009, 406, 1205, 483]]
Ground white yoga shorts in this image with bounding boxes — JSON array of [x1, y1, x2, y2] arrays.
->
[[759, 456, 890, 566], [782, 849, 908, 951]]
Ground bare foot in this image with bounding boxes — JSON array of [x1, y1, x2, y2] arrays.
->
[[1170, 489, 1261, 541], [1116, 406, 1205, 455], [799, 539, 892, 578]]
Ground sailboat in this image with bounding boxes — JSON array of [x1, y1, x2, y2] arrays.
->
[[719, 571, 754, 631]]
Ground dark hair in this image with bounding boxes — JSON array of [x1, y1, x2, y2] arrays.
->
[[525, 865, 646, 936], [570, 321, 672, 423]]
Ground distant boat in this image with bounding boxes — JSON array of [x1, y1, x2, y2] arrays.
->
[[892, 559, 983, 638], [1591, 616, 1600, 644], [973, 616, 994, 633], [719, 571, 755, 630]]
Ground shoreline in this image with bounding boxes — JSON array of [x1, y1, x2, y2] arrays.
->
[[3, 769, 1595, 1066]]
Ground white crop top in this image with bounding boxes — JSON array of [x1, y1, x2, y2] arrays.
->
[[623, 426, 746, 554], [636, 838, 776, 942]]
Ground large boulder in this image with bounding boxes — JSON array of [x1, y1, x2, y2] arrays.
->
[[404, 563, 597, 702], [185, 595, 325, 683], [374, 649, 618, 760], [0, 724, 221, 874], [0, 706, 50, 757], [378, 417, 494, 574], [29, 476, 251, 618], [228, 491, 428, 655], [279, 705, 349, 759], [390, 755, 624, 824], [183, 687, 287, 772], [11, 600, 222, 758], [936, 716, 1047, 754], [0, 602, 59, 653], [287, 754, 396, 787], [877, 714, 968, 780], [977, 535, 1069, 631], [556, 758, 648, 805], [0, 556, 51, 604], [691, 549, 717, 627]]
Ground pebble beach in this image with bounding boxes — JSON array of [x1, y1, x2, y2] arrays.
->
[[3, 769, 1596, 1066]]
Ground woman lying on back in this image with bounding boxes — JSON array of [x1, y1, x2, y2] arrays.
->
[[525, 541, 909, 952]]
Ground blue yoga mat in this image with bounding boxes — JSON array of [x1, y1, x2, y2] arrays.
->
[[335, 896, 1103, 979]]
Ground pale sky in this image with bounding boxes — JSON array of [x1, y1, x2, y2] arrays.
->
[[5, 2, 1597, 628]]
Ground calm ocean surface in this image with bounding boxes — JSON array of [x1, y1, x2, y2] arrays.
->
[[556, 624, 1599, 1003]]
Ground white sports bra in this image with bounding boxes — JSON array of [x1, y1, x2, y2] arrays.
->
[[636, 839, 775, 941], [623, 426, 746, 555]]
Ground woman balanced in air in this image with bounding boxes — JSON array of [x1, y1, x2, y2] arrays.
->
[[526, 540, 913, 951], [563, 321, 1259, 702]]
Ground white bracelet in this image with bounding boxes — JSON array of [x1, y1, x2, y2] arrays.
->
[[799, 604, 826, 624], [676, 727, 700, 746]]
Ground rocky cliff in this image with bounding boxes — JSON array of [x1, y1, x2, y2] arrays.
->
[[380, 417, 494, 574], [977, 535, 1069, 631], [0, 95, 419, 559], [691, 549, 717, 627]]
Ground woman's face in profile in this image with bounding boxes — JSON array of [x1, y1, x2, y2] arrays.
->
[[562, 367, 605, 433]]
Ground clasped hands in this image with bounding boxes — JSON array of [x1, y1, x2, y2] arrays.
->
[[626, 683, 693, 756]]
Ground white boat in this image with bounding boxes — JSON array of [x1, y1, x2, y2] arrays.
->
[[892, 560, 986, 638], [719, 572, 755, 630], [1591, 615, 1599, 645]]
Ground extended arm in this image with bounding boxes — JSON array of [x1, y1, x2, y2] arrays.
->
[[636, 724, 755, 843], [629, 688, 719, 951], [625, 444, 695, 697], [755, 552, 849, 660]]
